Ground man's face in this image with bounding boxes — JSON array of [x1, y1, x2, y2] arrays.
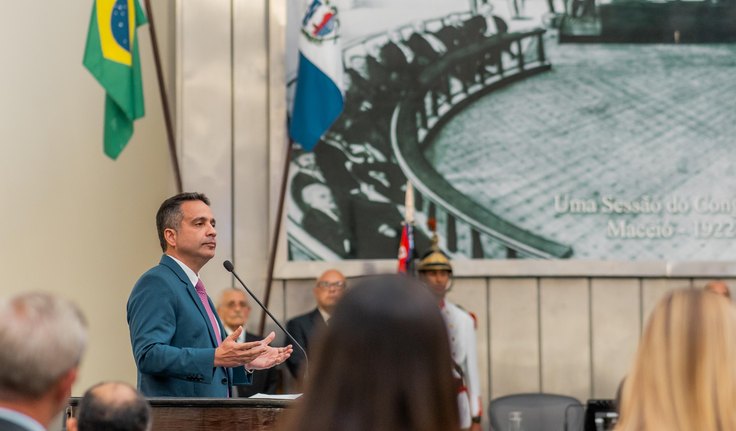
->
[[302, 184, 337, 213], [313, 270, 346, 313], [217, 290, 250, 330], [420, 269, 451, 299], [165, 200, 217, 271], [296, 153, 316, 169]]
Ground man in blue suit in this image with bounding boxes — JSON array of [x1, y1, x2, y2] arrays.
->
[[127, 192, 292, 397]]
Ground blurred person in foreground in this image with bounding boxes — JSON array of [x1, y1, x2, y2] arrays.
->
[[216, 288, 279, 396], [67, 382, 150, 431], [280, 274, 459, 431], [615, 288, 736, 431], [0, 292, 87, 431], [704, 279, 731, 299]]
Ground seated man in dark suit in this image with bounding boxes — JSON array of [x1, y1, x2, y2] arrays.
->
[[285, 269, 347, 383], [405, 27, 451, 101], [299, 182, 354, 258], [217, 288, 280, 396]]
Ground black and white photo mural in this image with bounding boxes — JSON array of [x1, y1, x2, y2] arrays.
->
[[284, 0, 736, 262]]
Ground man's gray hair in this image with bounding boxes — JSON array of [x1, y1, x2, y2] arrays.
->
[[0, 292, 87, 399]]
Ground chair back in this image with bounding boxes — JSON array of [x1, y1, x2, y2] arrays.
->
[[489, 393, 584, 431]]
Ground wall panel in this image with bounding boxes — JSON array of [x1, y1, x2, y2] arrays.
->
[[489, 278, 540, 399], [284, 279, 317, 319], [591, 278, 639, 399], [540, 278, 590, 402]]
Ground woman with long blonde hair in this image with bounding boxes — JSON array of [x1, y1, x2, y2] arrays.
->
[[616, 288, 736, 431]]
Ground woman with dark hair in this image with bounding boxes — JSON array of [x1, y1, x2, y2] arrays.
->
[[280, 274, 460, 431]]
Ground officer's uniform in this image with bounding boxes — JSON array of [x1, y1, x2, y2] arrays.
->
[[418, 236, 482, 429], [442, 299, 482, 429]]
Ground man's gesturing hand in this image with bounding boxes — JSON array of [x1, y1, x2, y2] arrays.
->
[[246, 332, 293, 370], [214, 326, 267, 367]]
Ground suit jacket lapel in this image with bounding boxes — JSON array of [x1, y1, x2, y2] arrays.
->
[[160, 255, 220, 348], [311, 308, 327, 329]]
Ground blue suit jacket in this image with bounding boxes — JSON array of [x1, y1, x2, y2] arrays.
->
[[127, 255, 250, 397]]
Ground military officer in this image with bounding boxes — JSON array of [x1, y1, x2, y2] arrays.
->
[[417, 235, 482, 431]]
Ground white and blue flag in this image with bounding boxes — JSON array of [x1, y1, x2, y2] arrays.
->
[[289, 0, 344, 151]]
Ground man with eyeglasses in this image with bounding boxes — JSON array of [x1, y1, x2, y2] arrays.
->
[[216, 288, 280, 396], [285, 269, 347, 382]]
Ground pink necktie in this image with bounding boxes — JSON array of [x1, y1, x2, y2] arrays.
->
[[194, 279, 222, 346]]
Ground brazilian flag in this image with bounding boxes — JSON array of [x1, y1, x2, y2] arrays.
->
[[83, 0, 147, 160]]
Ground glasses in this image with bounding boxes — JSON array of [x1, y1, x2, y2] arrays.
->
[[225, 301, 249, 309], [317, 280, 346, 290]]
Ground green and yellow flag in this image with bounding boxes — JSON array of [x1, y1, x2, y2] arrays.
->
[[83, 0, 147, 159]]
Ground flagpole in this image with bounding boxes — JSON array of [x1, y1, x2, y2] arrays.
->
[[259, 0, 344, 334], [258, 139, 294, 336], [144, 0, 183, 193]]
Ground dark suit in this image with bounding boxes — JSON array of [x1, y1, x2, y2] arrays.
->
[[127, 255, 251, 397], [285, 309, 326, 379], [234, 332, 280, 397], [0, 416, 34, 431], [434, 25, 476, 86], [346, 197, 431, 259], [301, 208, 353, 258], [405, 33, 450, 98]]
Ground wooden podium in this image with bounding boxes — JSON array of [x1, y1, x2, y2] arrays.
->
[[67, 397, 293, 431]]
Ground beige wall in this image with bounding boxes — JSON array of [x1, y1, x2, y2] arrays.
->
[[2, 1, 177, 395], [4, 4, 735, 425]]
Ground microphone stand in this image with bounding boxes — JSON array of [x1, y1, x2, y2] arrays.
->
[[224, 261, 309, 378]]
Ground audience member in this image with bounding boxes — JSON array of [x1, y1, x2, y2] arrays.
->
[[280, 274, 459, 431], [67, 382, 151, 431], [285, 270, 347, 381], [616, 289, 736, 431], [417, 236, 482, 431], [704, 279, 731, 299], [216, 288, 280, 396], [0, 292, 87, 431]]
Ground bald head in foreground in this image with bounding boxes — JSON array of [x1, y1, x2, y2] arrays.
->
[[67, 382, 151, 431]]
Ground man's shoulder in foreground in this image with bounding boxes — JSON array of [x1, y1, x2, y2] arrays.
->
[[0, 408, 45, 431]]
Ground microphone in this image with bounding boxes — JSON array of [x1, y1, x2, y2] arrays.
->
[[223, 260, 308, 377]]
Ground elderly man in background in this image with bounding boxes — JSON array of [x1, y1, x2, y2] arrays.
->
[[0, 292, 87, 431], [66, 382, 151, 431], [285, 269, 347, 382], [217, 288, 280, 396]]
